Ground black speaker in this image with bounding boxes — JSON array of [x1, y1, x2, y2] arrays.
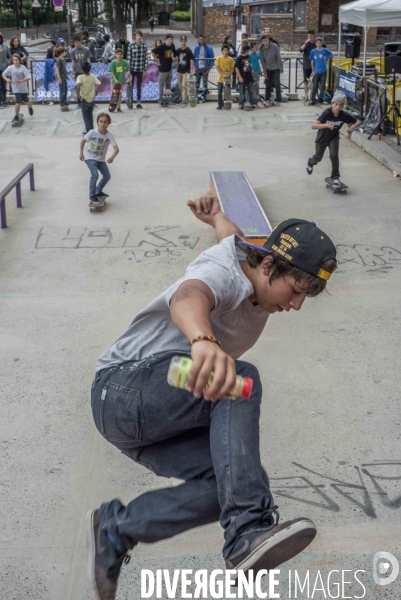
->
[[345, 34, 361, 59], [384, 42, 401, 74]]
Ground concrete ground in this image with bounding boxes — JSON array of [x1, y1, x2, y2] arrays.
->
[[1, 100, 401, 600]]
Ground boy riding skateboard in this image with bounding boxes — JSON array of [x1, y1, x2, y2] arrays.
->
[[86, 194, 337, 600], [307, 91, 361, 188]]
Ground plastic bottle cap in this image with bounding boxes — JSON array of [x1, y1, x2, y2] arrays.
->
[[242, 377, 253, 399]]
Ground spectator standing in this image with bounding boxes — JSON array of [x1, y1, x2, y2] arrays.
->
[[2, 54, 33, 123], [55, 46, 69, 111], [82, 31, 96, 61], [308, 37, 333, 105], [9, 36, 29, 65], [236, 32, 248, 54], [115, 32, 128, 60], [95, 26, 105, 49], [76, 62, 101, 134], [71, 35, 91, 107], [235, 43, 257, 110], [102, 34, 115, 64], [149, 16, 155, 32], [215, 44, 234, 110], [264, 27, 280, 47], [299, 30, 316, 101], [176, 35, 194, 107], [46, 39, 56, 59], [223, 35, 237, 88], [193, 34, 214, 92], [151, 33, 176, 107], [127, 30, 148, 109], [249, 41, 262, 104], [259, 34, 283, 106], [79, 112, 119, 203], [109, 48, 130, 112], [0, 32, 11, 109]]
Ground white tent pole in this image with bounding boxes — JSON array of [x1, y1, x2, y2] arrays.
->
[[363, 27, 368, 78], [338, 18, 341, 69]]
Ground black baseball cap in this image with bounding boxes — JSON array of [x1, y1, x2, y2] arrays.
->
[[238, 218, 336, 280]]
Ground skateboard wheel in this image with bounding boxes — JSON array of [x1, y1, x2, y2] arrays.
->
[[325, 184, 329, 188]]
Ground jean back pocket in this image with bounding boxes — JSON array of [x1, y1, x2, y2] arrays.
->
[[100, 381, 144, 444]]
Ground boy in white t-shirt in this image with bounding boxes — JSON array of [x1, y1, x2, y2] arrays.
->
[[79, 112, 119, 203], [2, 54, 33, 122]]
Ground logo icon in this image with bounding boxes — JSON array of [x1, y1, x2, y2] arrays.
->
[[373, 551, 399, 586]]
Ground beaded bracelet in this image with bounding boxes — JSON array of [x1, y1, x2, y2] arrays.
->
[[192, 335, 222, 349]]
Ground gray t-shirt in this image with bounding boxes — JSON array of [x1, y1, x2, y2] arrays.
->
[[96, 235, 269, 371], [3, 64, 29, 93], [71, 46, 91, 73]]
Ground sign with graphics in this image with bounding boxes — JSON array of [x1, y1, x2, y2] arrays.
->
[[338, 70, 357, 99], [53, 0, 64, 6], [32, 0, 41, 7]]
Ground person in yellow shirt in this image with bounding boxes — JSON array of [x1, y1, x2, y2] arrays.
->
[[76, 62, 101, 134], [215, 44, 234, 110]]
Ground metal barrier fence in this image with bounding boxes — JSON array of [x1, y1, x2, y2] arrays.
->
[[197, 56, 309, 98], [330, 65, 389, 120]]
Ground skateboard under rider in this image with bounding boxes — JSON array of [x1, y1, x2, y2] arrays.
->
[[12, 113, 24, 127], [223, 76, 232, 110], [325, 177, 348, 194], [109, 82, 122, 112], [126, 74, 133, 109], [187, 74, 197, 107], [89, 193, 107, 212]]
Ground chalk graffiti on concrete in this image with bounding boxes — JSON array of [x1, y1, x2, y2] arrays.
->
[[336, 244, 401, 272], [35, 225, 200, 261], [271, 461, 401, 517]]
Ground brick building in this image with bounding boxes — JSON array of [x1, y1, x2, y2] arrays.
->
[[192, 0, 360, 45]]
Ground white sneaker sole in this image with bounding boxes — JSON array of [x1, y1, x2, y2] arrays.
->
[[234, 518, 316, 574], [85, 509, 101, 600]]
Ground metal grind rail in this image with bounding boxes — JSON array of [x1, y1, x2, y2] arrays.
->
[[0, 164, 35, 228]]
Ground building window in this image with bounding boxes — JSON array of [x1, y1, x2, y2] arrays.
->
[[294, 1, 306, 28], [262, 2, 292, 14]]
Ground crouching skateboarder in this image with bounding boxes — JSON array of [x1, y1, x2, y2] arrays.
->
[[87, 197, 337, 600]]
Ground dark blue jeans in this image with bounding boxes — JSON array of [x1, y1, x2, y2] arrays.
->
[[81, 99, 95, 133], [59, 80, 67, 107], [85, 159, 111, 197], [311, 71, 327, 103], [91, 351, 274, 557], [264, 68, 282, 102], [238, 80, 257, 107]]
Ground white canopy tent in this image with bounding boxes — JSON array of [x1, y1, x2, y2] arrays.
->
[[338, 0, 401, 77]]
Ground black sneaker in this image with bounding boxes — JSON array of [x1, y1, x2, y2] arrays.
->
[[216, 106, 223, 110], [90, 196, 101, 204], [332, 177, 342, 187], [225, 513, 316, 580], [97, 192, 109, 198], [28, 107, 34, 116], [136, 103, 143, 109], [86, 508, 130, 600], [308, 101, 316, 106], [306, 164, 313, 175], [117, 107, 122, 112]]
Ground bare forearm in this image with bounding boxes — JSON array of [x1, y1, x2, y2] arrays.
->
[[211, 212, 246, 242]]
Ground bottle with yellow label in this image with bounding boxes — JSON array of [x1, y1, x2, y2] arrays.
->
[[167, 355, 254, 399]]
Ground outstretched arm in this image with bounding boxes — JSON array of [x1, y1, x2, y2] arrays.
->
[[187, 195, 246, 242]]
